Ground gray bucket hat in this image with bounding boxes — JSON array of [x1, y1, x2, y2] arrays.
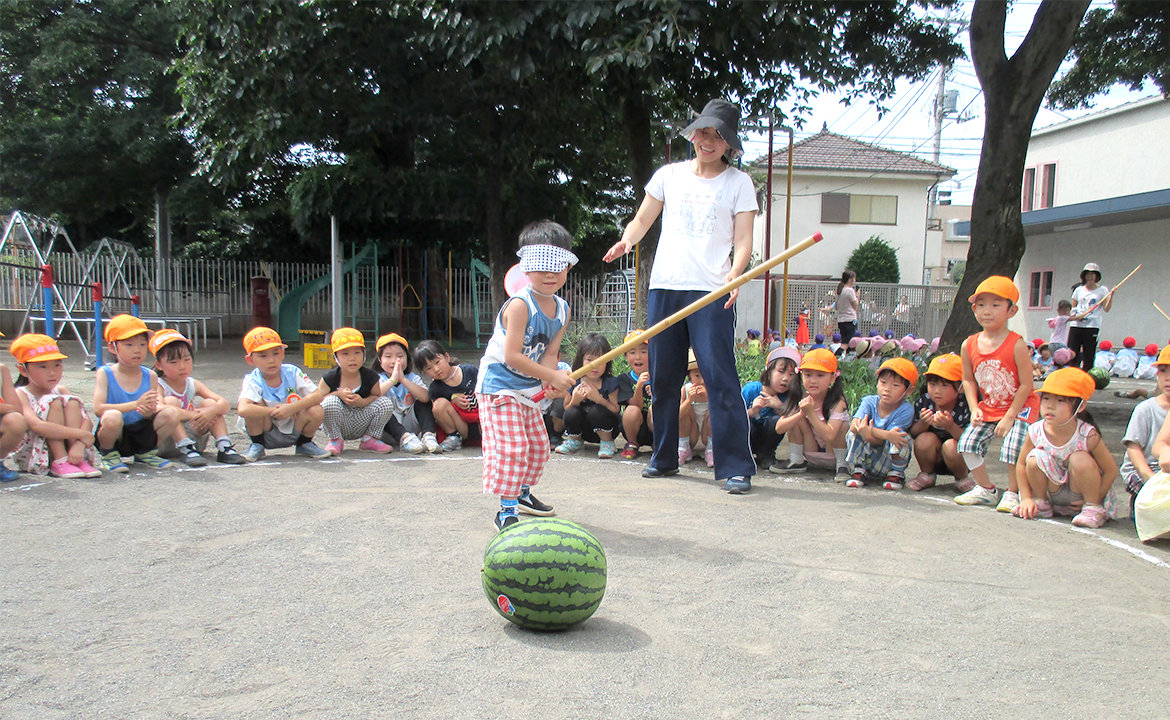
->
[[682, 99, 744, 159]]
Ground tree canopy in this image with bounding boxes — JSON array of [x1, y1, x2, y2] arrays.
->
[[846, 236, 901, 284]]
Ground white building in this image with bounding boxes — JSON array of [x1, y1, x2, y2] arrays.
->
[[751, 127, 956, 283], [962, 96, 1170, 346]]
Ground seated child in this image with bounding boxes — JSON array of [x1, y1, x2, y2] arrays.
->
[[907, 353, 971, 492], [1093, 340, 1116, 374], [1032, 343, 1054, 380], [678, 349, 712, 467], [1112, 337, 1139, 378], [769, 348, 850, 480], [616, 330, 652, 460], [1120, 345, 1170, 519], [151, 329, 245, 466], [1135, 343, 1160, 380], [375, 333, 440, 454], [742, 346, 798, 470], [555, 333, 622, 459], [93, 314, 181, 472], [415, 339, 479, 452], [318, 328, 395, 456], [236, 327, 330, 462], [844, 358, 917, 490], [1013, 368, 1118, 528]]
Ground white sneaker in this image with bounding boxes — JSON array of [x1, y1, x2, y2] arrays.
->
[[996, 490, 1021, 514], [955, 484, 999, 506], [422, 432, 441, 454]]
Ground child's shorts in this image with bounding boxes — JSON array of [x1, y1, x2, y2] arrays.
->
[[957, 418, 1029, 464], [1049, 483, 1084, 510], [624, 411, 654, 448], [263, 426, 300, 449], [97, 416, 158, 457]]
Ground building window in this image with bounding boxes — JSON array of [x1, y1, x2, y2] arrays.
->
[[1022, 163, 1056, 211], [1028, 269, 1053, 309], [821, 193, 898, 225]]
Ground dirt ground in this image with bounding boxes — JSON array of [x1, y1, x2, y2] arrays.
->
[[2, 341, 1167, 719]]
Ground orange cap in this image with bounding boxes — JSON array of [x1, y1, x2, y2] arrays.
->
[[1155, 345, 1170, 366], [624, 329, 647, 345], [104, 314, 150, 343], [148, 328, 190, 355], [800, 347, 838, 374], [9, 334, 67, 363], [968, 276, 1019, 305], [1037, 367, 1096, 401], [331, 327, 366, 353], [243, 326, 286, 354], [878, 357, 919, 386], [375, 333, 408, 352], [925, 353, 963, 382]]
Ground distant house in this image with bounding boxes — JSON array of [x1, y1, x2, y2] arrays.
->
[[751, 127, 956, 283], [956, 96, 1169, 345]]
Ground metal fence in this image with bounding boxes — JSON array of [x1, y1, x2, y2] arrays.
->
[[773, 279, 958, 341]]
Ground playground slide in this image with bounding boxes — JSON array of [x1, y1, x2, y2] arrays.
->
[[276, 242, 376, 344]]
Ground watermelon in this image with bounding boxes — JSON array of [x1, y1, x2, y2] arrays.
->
[[1089, 366, 1110, 390], [482, 518, 607, 631]]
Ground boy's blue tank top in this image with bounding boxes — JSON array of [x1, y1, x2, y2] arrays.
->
[[476, 286, 568, 404], [102, 365, 152, 424]]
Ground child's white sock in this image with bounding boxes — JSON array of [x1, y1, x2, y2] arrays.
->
[[216, 436, 232, 452], [789, 444, 805, 464], [678, 437, 691, 452]]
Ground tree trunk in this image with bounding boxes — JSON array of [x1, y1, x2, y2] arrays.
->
[[939, 0, 1090, 351], [620, 83, 659, 324]]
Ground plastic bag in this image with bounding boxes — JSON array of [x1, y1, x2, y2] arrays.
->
[[1134, 470, 1170, 542]]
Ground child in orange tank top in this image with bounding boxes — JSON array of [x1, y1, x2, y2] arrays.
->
[[954, 277, 1039, 511]]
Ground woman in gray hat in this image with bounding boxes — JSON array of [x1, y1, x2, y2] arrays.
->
[[603, 99, 758, 494], [1068, 262, 1111, 372]]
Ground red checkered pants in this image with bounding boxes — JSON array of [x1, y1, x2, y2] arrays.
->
[[478, 393, 550, 497]]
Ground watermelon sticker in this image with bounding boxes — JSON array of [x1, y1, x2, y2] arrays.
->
[[496, 594, 515, 616]]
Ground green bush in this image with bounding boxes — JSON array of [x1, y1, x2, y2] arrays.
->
[[846, 235, 901, 284]]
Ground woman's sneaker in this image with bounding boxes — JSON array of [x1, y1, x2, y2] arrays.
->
[[724, 476, 751, 494], [845, 471, 865, 488], [955, 484, 999, 506], [996, 490, 1021, 514], [422, 432, 441, 454], [597, 440, 615, 458], [555, 436, 583, 454], [399, 433, 426, 454], [439, 432, 463, 453], [620, 443, 639, 460]]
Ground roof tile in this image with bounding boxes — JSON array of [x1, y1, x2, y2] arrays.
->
[[754, 128, 955, 177]]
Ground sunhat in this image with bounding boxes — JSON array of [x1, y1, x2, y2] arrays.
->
[[853, 339, 872, 357], [1037, 367, 1096, 402], [148, 329, 189, 356], [682, 99, 744, 158], [1080, 262, 1102, 281], [766, 346, 801, 367], [376, 333, 409, 351], [104, 314, 150, 343], [330, 327, 365, 354], [1052, 347, 1075, 366], [243, 327, 286, 354], [9, 334, 67, 363], [1155, 346, 1170, 366]]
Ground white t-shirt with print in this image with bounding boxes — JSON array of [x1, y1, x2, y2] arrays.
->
[[1071, 284, 1109, 329], [645, 162, 758, 292]]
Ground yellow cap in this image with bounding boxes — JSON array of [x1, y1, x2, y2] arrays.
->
[[243, 327, 286, 354], [800, 348, 838, 374], [1155, 345, 1170, 366], [104, 314, 150, 343], [878, 357, 919, 386], [9, 334, 67, 363], [148, 328, 190, 356], [375, 333, 408, 352], [1037, 367, 1096, 402], [968, 276, 1019, 305], [330, 327, 365, 354], [925, 353, 963, 382]]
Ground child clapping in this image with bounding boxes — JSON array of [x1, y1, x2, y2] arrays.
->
[[844, 358, 917, 490]]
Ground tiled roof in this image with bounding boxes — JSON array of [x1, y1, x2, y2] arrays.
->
[[754, 126, 955, 177]]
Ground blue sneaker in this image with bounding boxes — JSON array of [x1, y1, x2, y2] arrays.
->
[[241, 443, 266, 462], [102, 449, 129, 474], [134, 450, 173, 469], [295, 441, 331, 459], [0, 466, 19, 483], [724, 475, 752, 494]]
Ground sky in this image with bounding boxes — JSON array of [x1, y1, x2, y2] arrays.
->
[[740, 0, 1157, 205]]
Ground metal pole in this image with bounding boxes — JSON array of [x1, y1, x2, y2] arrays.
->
[[781, 126, 794, 341], [763, 118, 774, 336], [331, 215, 343, 330], [92, 283, 103, 370], [41, 264, 54, 339]]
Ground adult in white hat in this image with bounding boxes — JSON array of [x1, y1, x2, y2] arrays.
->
[[603, 99, 758, 494], [1068, 262, 1111, 372]]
